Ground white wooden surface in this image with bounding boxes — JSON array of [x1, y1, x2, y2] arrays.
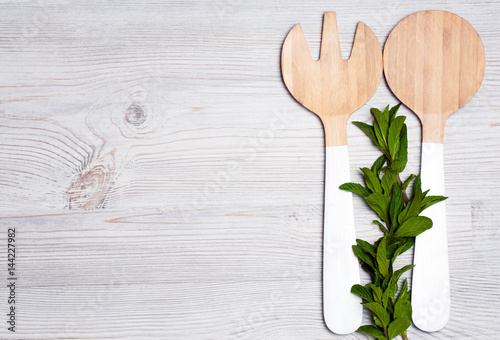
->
[[0, 0, 499, 339]]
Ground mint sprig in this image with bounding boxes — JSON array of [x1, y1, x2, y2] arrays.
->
[[340, 104, 447, 340]]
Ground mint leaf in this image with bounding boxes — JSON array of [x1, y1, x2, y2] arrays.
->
[[352, 245, 375, 269], [381, 287, 391, 309], [357, 239, 376, 257], [389, 264, 415, 288], [363, 302, 390, 327], [351, 284, 374, 302], [388, 318, 411, 339], [376, 237, 389, 277], [365, 193, 390, 223], [339, 182, 371, 197], [394, 299, 412, 320], [389, 184, 404, 229], [391, 124, 408, 172], [394, 216, 432, 237], [401, 174, 415, 191], [373, 111, 389, 154], [413, 174, 423, 197], [373, 220, 388, 234], [397, 279, 410, 302], [398, 177, 423, 224], [388, 103, 401, 122], [367, 284, 383, 302], [420, 195, 448, 212], [381, 170, 398, 196], [371, 155, 387, 175], [391, 239, 413, 263], [353, 121, 379, 147], [361, 167, 382, 194], [387, 116, 406, 160], [385, 237, 402, 260], [357, 325, 386, 339]]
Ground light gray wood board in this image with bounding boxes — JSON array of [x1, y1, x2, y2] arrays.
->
[[0, 0, 499, 339]]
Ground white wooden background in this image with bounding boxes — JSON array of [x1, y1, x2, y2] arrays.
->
[[0, 0, 499, 339]]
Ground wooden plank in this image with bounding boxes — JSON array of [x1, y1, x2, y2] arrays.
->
[[0, 0, 499, 338]]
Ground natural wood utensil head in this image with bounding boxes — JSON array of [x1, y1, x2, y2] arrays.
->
[[384, 10, 485, 143], [281, 12, 383, 146]]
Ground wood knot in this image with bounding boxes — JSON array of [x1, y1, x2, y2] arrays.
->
[[125, 103, 146, 126], [67, 152, 115, 210], [113, 88, 162, 138]]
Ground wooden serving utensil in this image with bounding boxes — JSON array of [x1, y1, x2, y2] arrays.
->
[[281, 12, 383, 334], [384, 10, 485, 332]]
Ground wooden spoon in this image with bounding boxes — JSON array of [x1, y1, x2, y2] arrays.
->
[[281, 12, 382, 334], [384, 10, 485, 332]]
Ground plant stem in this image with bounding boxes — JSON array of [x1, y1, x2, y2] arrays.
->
[[401, 330, 408, 340]]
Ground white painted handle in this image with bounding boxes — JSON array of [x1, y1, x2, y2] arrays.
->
[[323, 145, 362, 334], [412, 142, 450, 332]]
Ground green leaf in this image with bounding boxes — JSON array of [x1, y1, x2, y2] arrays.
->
[[399, 238, 414, 255], [376, 237, 388, 277], [357, 325, 386, 339], [398, 177, 423, 224], [381, 285, 393, 309], [388, 103, 402, 122], [371, 107, 387, 127], [388, 318, 411, 339], [394, 216, 433, 238], [391, 239, 413, 263], [371, 155, 387, 175], [387, 116, 406, 160], [371, 107, 389, 149], [381, 170, 398, 196], [381, 292, 390, 310], [389, 264, 415, 288], [386, 297, 395, 315], [420, 195, 448, 212], [351, 284, 374, 302], [394, 299, 412, 319], [381, 271, 392, 292], [385, 238, 401, 260], [397, 279, 410, 301], [391, 125, 408, 172], [362, 264, 376, 280], [389, 184, 404, 229], [367, 284, 383, 302], [373, 220, 388, 234], [352, 245, 375, 269], [401, 174, 415, 191], [357, 239, 376, 257], [339, 182, 371, 197], [363, 302, 390, 327], [414, 174, 423, 196], [361, 167, 382, 194], [353, 121, 379, 147], [366, 193, 390, 223], [386, 283, 398, 305]]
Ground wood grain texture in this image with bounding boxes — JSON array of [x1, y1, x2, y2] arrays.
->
[[281, 12, 382, 146], [384, 10, 485, 143], [0, 1, 499, 339]]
